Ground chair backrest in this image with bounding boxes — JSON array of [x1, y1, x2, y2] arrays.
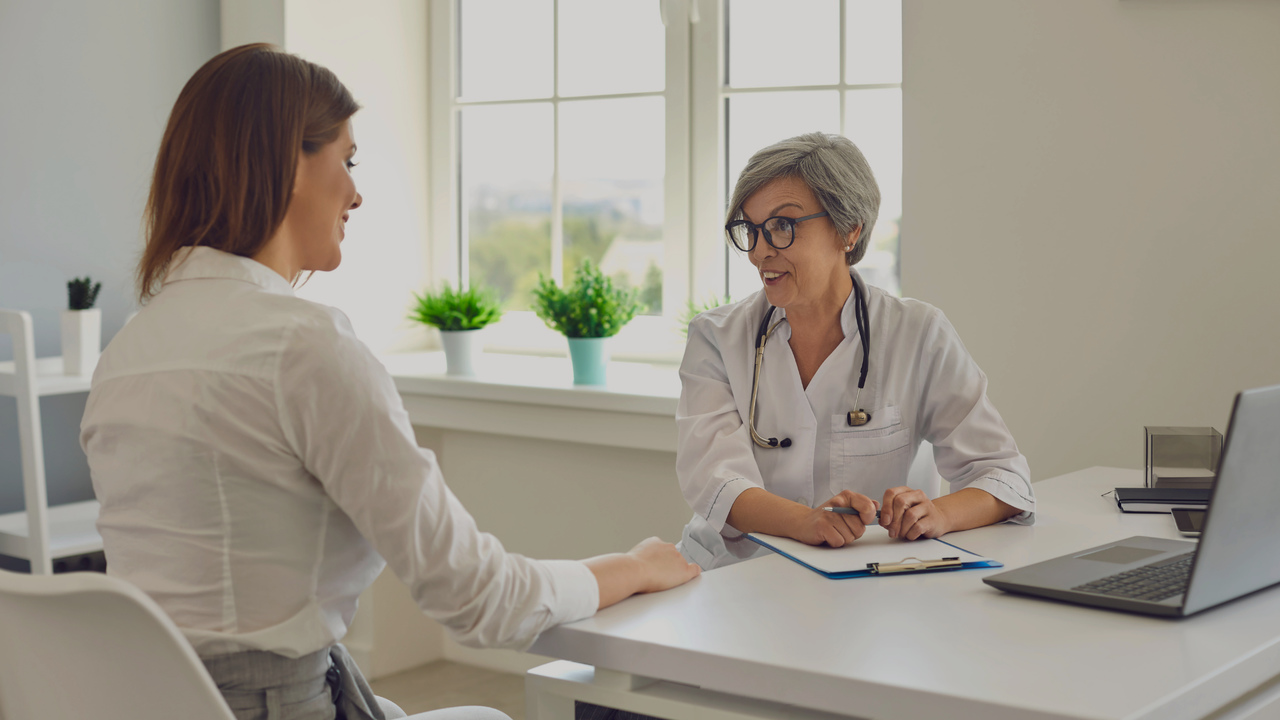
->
[[0, 569, 235, 720]]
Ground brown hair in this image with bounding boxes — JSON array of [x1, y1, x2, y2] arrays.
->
[[137, 43, 359, 301]]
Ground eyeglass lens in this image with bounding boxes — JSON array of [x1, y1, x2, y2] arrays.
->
[[728, 217, 795, 252]]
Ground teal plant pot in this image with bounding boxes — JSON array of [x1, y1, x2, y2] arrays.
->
[[566, 337, 609, 385]]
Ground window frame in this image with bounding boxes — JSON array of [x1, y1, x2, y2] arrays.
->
[[428, 0, 899, 361], [428, 0, 691, 359]]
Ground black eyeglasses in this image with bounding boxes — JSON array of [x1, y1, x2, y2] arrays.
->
[[725, 211, 829, 252]]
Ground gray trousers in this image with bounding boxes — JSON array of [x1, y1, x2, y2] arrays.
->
[[202, 644, 397, 720], [201, 644, 511, 720]]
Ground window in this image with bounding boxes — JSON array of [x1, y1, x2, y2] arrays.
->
[[720, 0, 902, 300], [430, 0, 901, 359]]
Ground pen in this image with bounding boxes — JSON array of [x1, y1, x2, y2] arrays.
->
[[823, 506, 880, 520], [867, 557, 963, 574]]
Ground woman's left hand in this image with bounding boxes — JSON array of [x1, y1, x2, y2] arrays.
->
[[880, 487, 954, 540]]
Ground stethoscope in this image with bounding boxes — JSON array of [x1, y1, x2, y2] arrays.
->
[[748, 273, 872, 449]]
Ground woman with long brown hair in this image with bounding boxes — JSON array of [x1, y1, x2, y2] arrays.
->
[[81, 44, 698, 720]]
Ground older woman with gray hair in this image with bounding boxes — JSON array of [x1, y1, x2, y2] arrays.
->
[[675, 132, 1036, 570]]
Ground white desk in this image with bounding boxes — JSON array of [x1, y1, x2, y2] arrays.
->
[[527, 467, 1280, 720]]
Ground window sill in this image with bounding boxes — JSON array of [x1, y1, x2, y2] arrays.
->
[[381, 352, 680, 452]]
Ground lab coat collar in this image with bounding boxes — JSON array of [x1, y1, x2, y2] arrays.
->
[[772, 267, 864, 340], [162, 246, 297, 297]]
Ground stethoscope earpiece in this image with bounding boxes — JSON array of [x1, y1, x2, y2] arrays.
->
[[748, 275, 872, 449]]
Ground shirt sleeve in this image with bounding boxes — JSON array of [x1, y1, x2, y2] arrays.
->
[[676, 313, 767, 535], [914, 308, 1036, 523], [274, 307, 599, 650]]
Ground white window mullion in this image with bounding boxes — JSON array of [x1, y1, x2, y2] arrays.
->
[[689, 0, 727, 302], [550, 0, 563, 284], [663, 0, 691, 318], [429, 0, 460, 287], [839, 0, 847, 133]]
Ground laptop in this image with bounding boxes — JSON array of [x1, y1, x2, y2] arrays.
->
[[984, 384, 1280, 617]]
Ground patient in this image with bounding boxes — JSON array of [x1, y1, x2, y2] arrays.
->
[[80, 43, 698, 720]]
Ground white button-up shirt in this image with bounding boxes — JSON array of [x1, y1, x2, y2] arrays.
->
[[676, 270, 1035, 570], [81, 247, 598, 658]]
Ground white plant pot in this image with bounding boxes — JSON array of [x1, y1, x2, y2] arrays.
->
[[61, 308, 101, 376], [439, 329, 481, 376]]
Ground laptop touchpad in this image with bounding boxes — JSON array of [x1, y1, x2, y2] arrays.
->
[[1076, 546, 1165, 564]]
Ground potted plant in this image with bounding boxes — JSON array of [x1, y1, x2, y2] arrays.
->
[[532, 259, 642, 386], [61, 276, 102, 376], [409, 282, 503, 376], [678, 294, 731, 338]]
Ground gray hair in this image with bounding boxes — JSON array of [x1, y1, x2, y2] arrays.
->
[[726, 132, 880, 266]]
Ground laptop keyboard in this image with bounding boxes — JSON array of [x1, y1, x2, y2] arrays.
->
[[1073, 552, 1196, 602]]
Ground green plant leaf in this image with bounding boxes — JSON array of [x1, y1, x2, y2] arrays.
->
[[530, 259, 642, 338], [408, 282, 504, 331]]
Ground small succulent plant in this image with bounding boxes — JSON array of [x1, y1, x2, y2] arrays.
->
[[67, 277, 102, 311]]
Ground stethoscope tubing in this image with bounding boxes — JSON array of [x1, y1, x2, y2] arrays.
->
[[748, 274, 871, 449]]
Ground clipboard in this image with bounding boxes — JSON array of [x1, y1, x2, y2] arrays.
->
[[747, 525, 1002, 579]]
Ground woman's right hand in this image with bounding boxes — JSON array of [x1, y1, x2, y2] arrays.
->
[[587, 538, 701, 610], [628, 536, 702, 593], [789, 490, 878, 547]]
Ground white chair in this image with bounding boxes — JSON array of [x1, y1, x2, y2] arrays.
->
[[0, 569, 509, 720], [0, 567, 237, 720]]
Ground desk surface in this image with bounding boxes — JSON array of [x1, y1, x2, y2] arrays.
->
[[531, 467, 1280, 720]]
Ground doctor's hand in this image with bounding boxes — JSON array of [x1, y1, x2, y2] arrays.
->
[[586, 537, 701, 610], [794, 491, 879, 547], [881, 487, 954, 540]]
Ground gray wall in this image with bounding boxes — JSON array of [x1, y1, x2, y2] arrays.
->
[[902, 0, 1280, 480], [0, 1, 219, 514]]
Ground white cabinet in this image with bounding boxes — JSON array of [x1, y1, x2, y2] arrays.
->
[[0, 309, 102, 574]]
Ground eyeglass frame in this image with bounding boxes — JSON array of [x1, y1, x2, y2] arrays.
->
[[725, 211, 830, 252]]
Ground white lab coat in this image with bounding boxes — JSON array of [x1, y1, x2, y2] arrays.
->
[[676, 269, 1035, 570]]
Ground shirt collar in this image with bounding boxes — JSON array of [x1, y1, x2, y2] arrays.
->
[[162, 246, 297, 296]]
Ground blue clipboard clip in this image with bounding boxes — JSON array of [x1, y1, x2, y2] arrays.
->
[[867, 556, 963, 575]]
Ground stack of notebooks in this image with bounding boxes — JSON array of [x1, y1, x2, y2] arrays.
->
[[1114, 487, 1211, 513]]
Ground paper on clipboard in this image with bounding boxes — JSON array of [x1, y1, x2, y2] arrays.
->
[[747, 525, 1001, 578]]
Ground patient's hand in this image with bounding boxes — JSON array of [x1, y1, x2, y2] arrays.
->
[[586, 538, 701, 610]]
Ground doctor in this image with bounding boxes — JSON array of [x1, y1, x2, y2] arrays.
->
[[676, 132, 1035, 570]]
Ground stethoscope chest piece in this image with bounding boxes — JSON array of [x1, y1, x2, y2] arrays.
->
[[847, 410, 872, 427]]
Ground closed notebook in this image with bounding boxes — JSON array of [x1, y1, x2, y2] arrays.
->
[[748, 526, 1000, 579], [1113, 487, 1210, 513]]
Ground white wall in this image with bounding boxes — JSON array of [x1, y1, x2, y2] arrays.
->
[[902, 0, 1280, 481], [0, 0, 220, 524], [283, 0, 434, 354]]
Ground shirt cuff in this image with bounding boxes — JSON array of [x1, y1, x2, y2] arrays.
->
[[956, 471, 1037, 525], [704, 477, 759, 536], [542, 559, 600, 626]]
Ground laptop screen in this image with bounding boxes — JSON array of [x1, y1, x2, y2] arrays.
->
[[1183, 385, 1280, 614]]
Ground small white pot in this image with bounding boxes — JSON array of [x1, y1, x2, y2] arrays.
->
[[439, 328, 482, 376], [61, 308, 101, 376]]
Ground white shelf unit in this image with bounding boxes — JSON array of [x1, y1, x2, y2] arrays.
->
[[0, 309, 102, 574]]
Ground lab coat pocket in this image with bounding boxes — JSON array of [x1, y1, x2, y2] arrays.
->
[[829, 406, 913, 497]]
